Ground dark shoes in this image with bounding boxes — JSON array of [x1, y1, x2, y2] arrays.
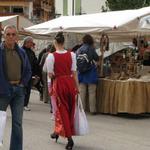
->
[[50, 133, 74, 150], [50, 132, 59, 142], [65, 138, 74, 150]]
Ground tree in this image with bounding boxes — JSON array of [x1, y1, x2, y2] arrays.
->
[[103, 0, 150, 11]]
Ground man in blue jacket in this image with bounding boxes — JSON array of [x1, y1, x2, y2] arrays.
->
[[0, 25, 31, 150]]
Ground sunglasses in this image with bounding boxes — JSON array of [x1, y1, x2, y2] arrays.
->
[[6, 33, 16, 36]]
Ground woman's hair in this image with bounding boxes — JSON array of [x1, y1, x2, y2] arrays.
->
[[46, 44, 56, 53], [54, 32, 65, 44], [82, 34, 94, 45]]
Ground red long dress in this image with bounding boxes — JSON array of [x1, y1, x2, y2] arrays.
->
[[52, 51, 77, 137]]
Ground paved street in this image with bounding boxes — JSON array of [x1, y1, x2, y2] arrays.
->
[[2, 90, 150, 150]]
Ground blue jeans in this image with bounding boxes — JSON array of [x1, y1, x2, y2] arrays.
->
[[0, 85, 25, 150]]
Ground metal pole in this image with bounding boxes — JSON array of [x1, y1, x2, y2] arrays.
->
[[17, 16, 19, 30]]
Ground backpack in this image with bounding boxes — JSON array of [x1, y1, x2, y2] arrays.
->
[[76, 49, 93, 73]]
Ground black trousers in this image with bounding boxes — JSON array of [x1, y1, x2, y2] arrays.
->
[[34, 80, 43, 98], [24, 79, 32, 107]]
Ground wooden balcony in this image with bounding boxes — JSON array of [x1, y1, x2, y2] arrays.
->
[[41, 0, 54, 12], [0, 1, 32, 7], [0, 12, 24, 16], [0, 0, 33, 1]]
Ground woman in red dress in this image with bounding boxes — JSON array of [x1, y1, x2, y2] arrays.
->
[[46, 32, 79, 150]]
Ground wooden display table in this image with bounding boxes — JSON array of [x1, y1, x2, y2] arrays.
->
[[97, 78, 150, 114]]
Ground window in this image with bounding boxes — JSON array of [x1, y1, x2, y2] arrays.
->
[[13, 7, 23, 13]]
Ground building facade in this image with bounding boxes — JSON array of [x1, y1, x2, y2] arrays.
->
[[0, 0, 33, 19], [81, 0, 106, 14], [0, 0, 106, 22], [0, 0, 55, 22], [41, 0, 55, 21], [33, 0, 41, 18], [55, 0, 106, 16]]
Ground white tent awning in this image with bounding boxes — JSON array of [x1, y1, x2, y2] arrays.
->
[[25, 6, 150, 35], [0, 15, 18, 23], [139, 15, 150, 29]]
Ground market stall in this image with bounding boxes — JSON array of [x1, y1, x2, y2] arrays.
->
[[24, 6, 150, 114], [97, 37, 150, 114]]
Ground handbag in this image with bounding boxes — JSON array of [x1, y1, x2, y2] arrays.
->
[[74, 94, 89, 135], [0, 110, 7, 146]]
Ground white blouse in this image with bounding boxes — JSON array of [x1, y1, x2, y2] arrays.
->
[[44, 50, 77, 74]]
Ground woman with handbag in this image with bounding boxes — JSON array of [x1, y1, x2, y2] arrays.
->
[[45, 32, 79, 150]]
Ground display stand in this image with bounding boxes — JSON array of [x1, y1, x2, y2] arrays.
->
[[100, 33, 109, 77]]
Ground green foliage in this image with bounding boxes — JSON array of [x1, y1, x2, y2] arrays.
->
[[104, 0, 150, 11]]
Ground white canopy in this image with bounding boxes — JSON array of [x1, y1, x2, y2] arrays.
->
[[0, 15, 18, 23], [0, 15, 34, 30], [139, 15, 150, 29], [25, 6, 150, 35]]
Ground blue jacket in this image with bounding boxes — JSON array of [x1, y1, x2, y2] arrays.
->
[[77, 44, 99, 84], [0, 42, 32, 96]]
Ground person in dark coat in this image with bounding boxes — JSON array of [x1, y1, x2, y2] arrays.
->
[[37, 47, 48, 101], [22, 36, 39, 111]]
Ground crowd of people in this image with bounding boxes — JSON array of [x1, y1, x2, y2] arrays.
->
[[0, 25, 100, 150]]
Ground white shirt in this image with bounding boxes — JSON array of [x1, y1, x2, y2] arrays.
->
[[44, 50, 77, 75]]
